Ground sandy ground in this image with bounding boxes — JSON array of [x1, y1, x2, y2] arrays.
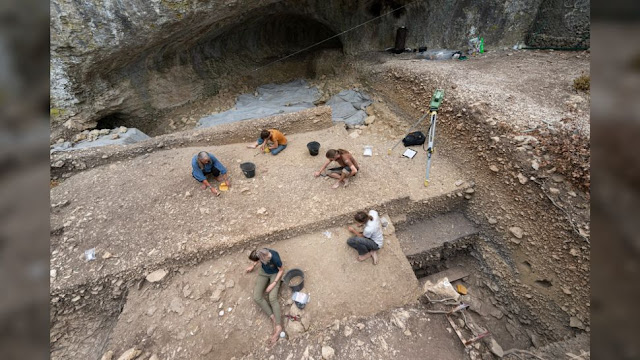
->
[[50, 123, 466, 294]]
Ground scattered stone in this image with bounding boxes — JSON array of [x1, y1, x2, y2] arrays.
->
[[356, 340, 365, 347], [349, 131, 360, 139], [454, 180, 464, 187], [146, 306, 157, 316], [185, 191, 192, 198], [488, 218, 498, 224], [343, 326, 353, 337], [102, 252, 113, 259], [465, 188, 475, 194], [490, 136, 500, 142], [489, 339, 504, 358], [570, 317, 585, 330], [110, 134, 120, 140], [517, 173, 528, 184], [551, 174, 564, 183], [509, 227, 524, 239], [570, 248, 580, 257], [403, 329, 412, 336], [50, 269, 57, 278], [149, 355, 159, 360], [100, 350, 114, 360], [118, 126, 128, 133], [332, 319, 340, 331], [321, 346, 335, 359], [219, 310, 225, 316], [568, 191, 577, 197], [562, 286, 572, 295], [169, 297, 185, 315], [489, 165, 499, 172], [257, 207, 267, 215], [52, 160, 65, 168], [510, 238, 521, 245], [531, 160, 540, 170], [226, 280, 235, 288], [146, 269, 168, 283], [364, 115, 376, 125], [356, 323, 365, 330], [549, 187, 560, 194], [116, 348, 141, 360], [390, 309, 411, 331], [211, 287, 224, 302]]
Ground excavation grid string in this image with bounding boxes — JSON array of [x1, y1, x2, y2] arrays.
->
[[251, 0, 420, 74]]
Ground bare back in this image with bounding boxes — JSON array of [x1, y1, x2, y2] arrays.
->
[[338, 152, 359, 170]]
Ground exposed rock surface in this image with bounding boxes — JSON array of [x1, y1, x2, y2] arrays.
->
[[50, 0, 588, 137]]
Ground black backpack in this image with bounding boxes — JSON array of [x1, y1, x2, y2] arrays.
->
[[402, 131, 426, 146]]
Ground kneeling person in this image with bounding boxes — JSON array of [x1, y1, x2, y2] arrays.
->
[[248, 129, 288, 155], [191, 151, 230, 196]]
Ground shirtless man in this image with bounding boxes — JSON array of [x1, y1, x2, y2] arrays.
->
[[313, 149, 360, 189]]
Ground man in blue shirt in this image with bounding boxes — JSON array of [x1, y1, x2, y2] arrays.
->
[[191, 151, 230, 196]]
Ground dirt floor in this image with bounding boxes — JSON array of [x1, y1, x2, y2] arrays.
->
[[49, 124, 466, 292], [50, 49, 591, 360]]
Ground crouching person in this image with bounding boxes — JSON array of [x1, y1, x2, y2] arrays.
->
[[347, 210, 384, 264], [191, 151, 230, 196]]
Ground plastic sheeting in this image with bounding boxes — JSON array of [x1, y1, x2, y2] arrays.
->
[[197, 79, 320, 128], [326, 89, 372, 127], [196, 79, 372, 128]]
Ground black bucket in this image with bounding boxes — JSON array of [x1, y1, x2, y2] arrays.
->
[[283, 268, 305, 292], [240, 162, 256, 178], [307, 141, 320, 156]]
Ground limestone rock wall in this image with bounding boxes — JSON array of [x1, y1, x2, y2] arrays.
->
[[50, 0, 590, 138]]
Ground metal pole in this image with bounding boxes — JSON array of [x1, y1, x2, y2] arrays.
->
[[424, 111, 437, 186]]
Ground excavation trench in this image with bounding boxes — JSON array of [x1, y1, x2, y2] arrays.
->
[[50, 54, 590, 359]]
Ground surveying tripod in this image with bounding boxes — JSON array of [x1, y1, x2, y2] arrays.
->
[[424, 89, 444, 187]]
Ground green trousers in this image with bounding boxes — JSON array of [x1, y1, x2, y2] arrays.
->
[[253, 267, 281, 325]]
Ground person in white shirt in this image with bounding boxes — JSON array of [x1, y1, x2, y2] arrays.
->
[[347, 210, 384, 265]]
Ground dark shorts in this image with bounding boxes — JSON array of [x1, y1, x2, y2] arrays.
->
[[347, 236, 380, 256], [329, 166, 356, 176], [193, 167, 221, 181]]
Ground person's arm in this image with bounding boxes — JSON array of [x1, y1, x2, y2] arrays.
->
[[269, 139, 279, 150], [210, 154, 227, 175], [348, 226, 364, 237], [345, 158, 358, 177], [314, 159, 331, 177], [266, 266, 284, 293], [245, 261, 259, 273]]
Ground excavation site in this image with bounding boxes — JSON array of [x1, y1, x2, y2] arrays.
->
[[50, 1, 591, 359]]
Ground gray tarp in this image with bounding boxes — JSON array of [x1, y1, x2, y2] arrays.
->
[[326, 89, 372, 127], [197, 79, 372, 128], [197, 79, 320, 128]]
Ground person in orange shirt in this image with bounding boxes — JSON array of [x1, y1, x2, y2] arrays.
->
[[248, 129, 288, 155]]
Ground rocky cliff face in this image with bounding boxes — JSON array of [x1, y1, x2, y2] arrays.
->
[[50, 0, 589, 139]]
